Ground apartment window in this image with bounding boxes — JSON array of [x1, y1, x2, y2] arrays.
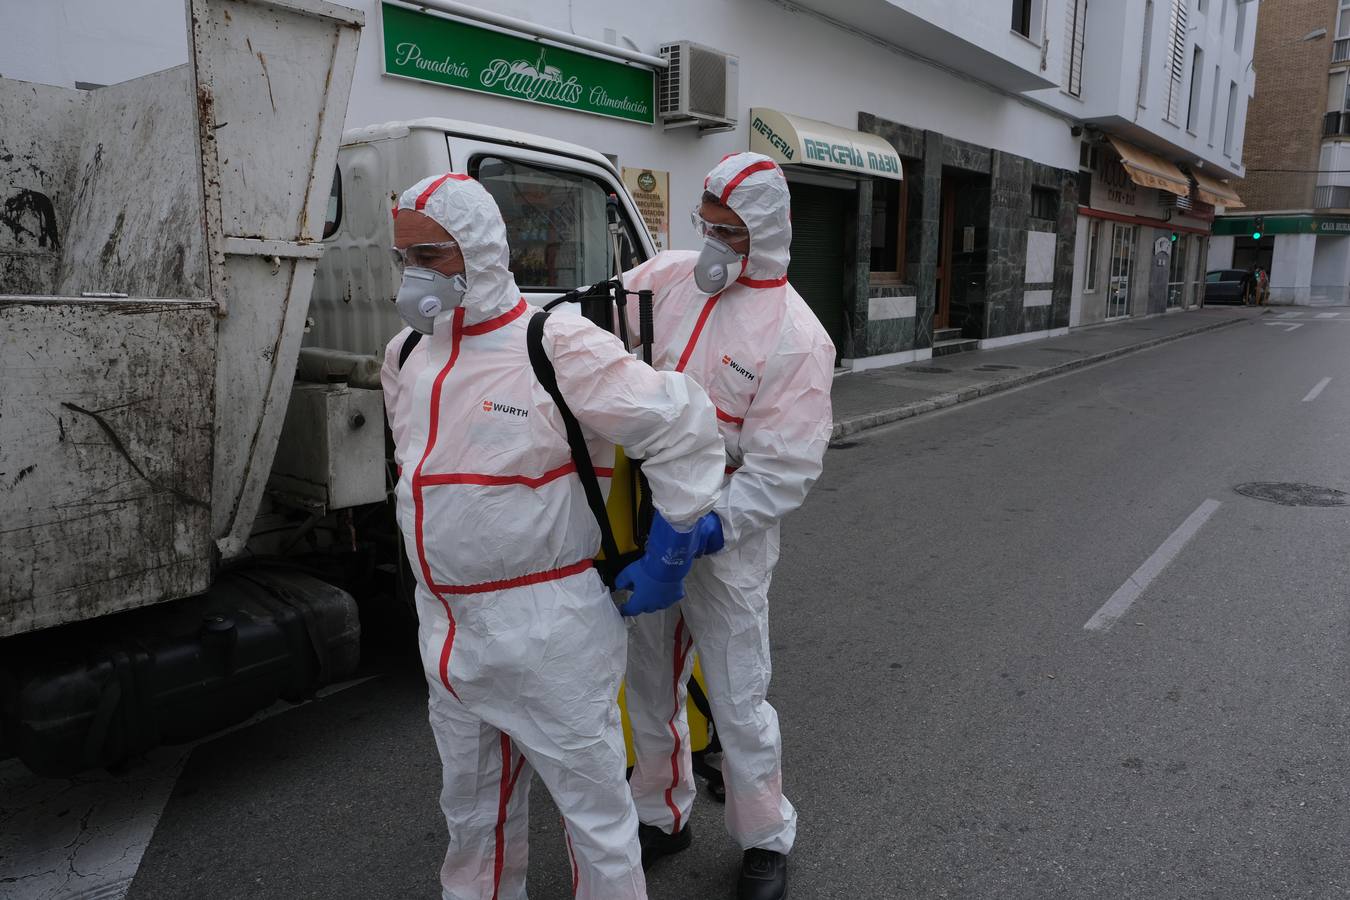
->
[[1339, 0, 1350, 39], [1139, 1, 1155, 108], [1186, 47, 1205, 132], [1064, 0, 1088, 96], [1234, 0, 1246, 51], [1224, 80, 1239, 155], [1164, 0, 1189, 124], [1208, 63, 1221, 145], [870, 177, 907, 279], [1330, 71, 1349, 113], [1029, 187, 1057, 221], [1012, 0, 1044, 41], [1084, 219, 1102, 292]]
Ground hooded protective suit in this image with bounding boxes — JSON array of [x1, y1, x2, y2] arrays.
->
[[380, 173, 726, 900], [621, 153, 835, 856]]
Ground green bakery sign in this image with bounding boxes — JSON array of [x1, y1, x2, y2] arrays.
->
[[381, 3, 656, 125]]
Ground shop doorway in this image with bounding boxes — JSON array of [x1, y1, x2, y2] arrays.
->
[[935, 170, 990, 337], [1232, 235, 1274, 276], [786, 179, 849, 360], [1106, 222, 1137, 318]]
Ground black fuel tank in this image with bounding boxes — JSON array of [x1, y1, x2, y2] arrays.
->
[[0, 568, 360, 776]]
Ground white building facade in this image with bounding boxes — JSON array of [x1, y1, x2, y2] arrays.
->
[[1031, 0, 1257, 325]]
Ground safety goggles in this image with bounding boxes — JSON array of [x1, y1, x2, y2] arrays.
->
[[390, 239, 462, 270], [690, 208, 750, 243]]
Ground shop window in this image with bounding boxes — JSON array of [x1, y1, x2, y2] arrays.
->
[[1084, 219, 1101, 291], [472, 155, 613, 290], [1107, 223, 1136, 318], [1167, 234, 1188, 307], [870, 177, 907, 280], [1030, 186, 1057, 221]]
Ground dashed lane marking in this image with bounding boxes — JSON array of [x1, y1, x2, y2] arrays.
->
[[1085, 500, 1223, 632]]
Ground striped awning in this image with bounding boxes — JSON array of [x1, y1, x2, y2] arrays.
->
[[1191, 169, 1245, 209], [1106, 135, 1190, 199]]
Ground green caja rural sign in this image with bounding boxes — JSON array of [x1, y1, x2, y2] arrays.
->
[[381, 3, 656, 125], [1213, 214, 1350, 236]]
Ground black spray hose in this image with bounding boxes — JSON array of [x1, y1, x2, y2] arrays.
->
[[638, 289, 654, 366]]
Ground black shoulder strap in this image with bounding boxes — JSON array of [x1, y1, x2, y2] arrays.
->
[[397, 330, 423, 370], [526, 311, 623, 582]]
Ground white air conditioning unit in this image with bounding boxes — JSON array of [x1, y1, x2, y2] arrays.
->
[[657, 41, 738, 133], [1159, 189, 1194, 212]]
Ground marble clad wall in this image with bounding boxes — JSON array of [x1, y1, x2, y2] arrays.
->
[[859, 112, 1077, 348]]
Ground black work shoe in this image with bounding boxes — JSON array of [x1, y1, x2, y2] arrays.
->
[[738, 848, 788, 900], [639, 822, 692, 869]]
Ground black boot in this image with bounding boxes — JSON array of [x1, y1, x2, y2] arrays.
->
[[639, 822, 692, 869], [737, 848, 788, 900]]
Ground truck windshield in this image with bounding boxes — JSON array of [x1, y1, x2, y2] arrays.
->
[[473, 156, 613, 291]]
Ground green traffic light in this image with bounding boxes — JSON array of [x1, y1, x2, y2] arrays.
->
[[1252, 231, 1262, 240]]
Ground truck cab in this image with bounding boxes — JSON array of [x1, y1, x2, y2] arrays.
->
[[309, 118, 655, 358]]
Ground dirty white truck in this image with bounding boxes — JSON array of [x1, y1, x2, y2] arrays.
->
[[0, 0, 656, 775]]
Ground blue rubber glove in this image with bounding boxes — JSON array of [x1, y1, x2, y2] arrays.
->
[[616, 512, 700, 616], [694, 511, 724, 557]]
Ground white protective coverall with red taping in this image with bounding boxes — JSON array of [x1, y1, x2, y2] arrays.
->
[[622, 153, 835, 855], [380, 173, 725, 900]]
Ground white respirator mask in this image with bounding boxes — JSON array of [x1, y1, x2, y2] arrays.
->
[[693, 237, 744, 295], [395, 268, 467, 335]]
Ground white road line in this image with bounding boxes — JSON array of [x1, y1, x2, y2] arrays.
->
[[1263, 322, 1304, 331], [1277, 311, 1301, 318], [1303, 377, 1332, 402], [1084, 499, 1223, 632], [1316, 312, 1339, 318]]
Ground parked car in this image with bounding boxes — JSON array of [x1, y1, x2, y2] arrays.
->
[[1205, 269, 1248, 305]]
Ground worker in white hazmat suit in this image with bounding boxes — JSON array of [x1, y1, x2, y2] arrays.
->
[[620, 153, 835, 900], [379, 172, 726, 900]]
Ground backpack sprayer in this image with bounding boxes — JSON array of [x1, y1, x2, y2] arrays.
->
[[535, 195, 656, 580], [545, 195, 654, 364]]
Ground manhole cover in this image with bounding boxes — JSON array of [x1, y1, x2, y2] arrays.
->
[[1234, 482, 1349, 507], [975, 364, 1020, 371], [908, 366, 952, 374]]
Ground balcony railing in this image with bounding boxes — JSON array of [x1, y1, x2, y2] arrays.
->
[[1314, 184, 1350, 209], [1334, 37, 1350, 63], [1324, 110, 1350, 137]]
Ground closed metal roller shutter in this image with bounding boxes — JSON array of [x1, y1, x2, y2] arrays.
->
[[785, 181, 847, 360]]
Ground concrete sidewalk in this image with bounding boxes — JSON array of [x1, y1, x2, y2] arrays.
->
[[831, 306, 1267, 439]]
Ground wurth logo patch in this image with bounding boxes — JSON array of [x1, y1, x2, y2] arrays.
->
[[482, 400, 528, 418], [722, 354, 756, 381]]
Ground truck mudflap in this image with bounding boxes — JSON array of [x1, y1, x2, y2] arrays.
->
[[0, 569, 360, 776]]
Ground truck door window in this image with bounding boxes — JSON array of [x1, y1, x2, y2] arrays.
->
[[473, 156, 619, 290], [323, 166, 342, 239]]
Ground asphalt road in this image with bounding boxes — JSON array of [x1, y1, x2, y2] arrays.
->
[[7, 310, 1349, 899]]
